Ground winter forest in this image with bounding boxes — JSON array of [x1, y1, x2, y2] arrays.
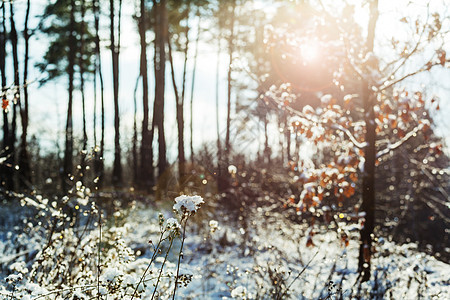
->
[[0, 0, 449, 299]]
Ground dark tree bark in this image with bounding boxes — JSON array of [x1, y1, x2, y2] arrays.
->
[[133, 75, 139, 186], [178, 8, 189, 181], [263, 112, 270, 164], [151, 0, 167, 181], [224, 0, 236, 166], [93, 0, 105, 188], [18, 0, 32, 189], [285, 113, 291, 162], [110, 0, 123, 187], [189, 14, 200, 164], [167, 39, 184, 181], [6, 0, 21, 191], [167, 5, 190, 183], [0, 2, 12, 191], [79, 0, 88, 181], [359, 0, 379, 282], [1, 4, 8, 155], [139, 0, 152, 190], [215, 38, 226, 191], [63, 0, 77, 190]]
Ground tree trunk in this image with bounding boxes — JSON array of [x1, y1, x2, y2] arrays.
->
[[110, 0, 123, 187], [167, 6, 190, 183], [359, 0, 379, 282], [264, 112, 270, 165], [179, 7, 190, 182], [133, 75, 139, 186], [189, 15, 200, 164], [79, 0, 88, 181], [224, 0, 236, 167], [215, 38, 224, 191], [279, 117, 284, 165], [139, 0, 152, 190], [63, 0, 77, 191], [18, 0, 31, 189], [1, 4, 8, 156], [152, 0, 167, 181], [167, 38, 184, 182], [6, 0, 21, 191], [284, 112, 291, 162], [93, 0, 105, 188], [157, 0, 167, 180]]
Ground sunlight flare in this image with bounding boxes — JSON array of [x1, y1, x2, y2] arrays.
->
[[299, 40, 320, 62]]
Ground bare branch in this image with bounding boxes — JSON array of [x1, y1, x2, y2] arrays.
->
[[382, 4, 430, 81], [409, 157, 450, 200], [331, 123, 367, 149], [376, 124, 423, 159], [419, 196, 450, 223], [270, 98, 367, 149], [378, 60, 446, 91]]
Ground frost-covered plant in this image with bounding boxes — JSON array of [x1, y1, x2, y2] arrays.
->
[[171, 195, 204, 299], [5, 273, 23, 299], [231, 285, 248, 299], [173, 195, 204, 214], [130, 213, 181, 299], [1, 189, 204, 299]]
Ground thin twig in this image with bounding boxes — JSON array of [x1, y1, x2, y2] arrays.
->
[[277, 249, 320, 300], [172, 216, 188, 300], [376, 123, 423, 159], [131, 229, 167, 300], [151, 234, 175, 299], [97, 204, 102, 300]]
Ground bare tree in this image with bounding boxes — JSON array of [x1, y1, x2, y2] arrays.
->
[[93, 0, 105, 188], [139, 0, 152, 190], [215, 38, 223, 187], [189, 13, 201, 164], [18, 0, 32, 189], [110, 0, 123, 187], [62, 0, 76, 190], [167, 2, 191, 182], [151, 0, 168, 181], [224, 0, 236, 167], [358, 0, 378, 282], [79, 0, 88, 181], [0, 2, 12, 191]]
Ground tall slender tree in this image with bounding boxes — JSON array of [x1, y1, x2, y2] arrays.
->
[[18, 0, 32, 188], [133, 75, 140, 186], [64, 0, 76, 190], [79, 0, 88, 181], [167, 1, 191, 182], [224, 0, 236, 167], [189, 14, 200, 164], [0, 1, 11, 190], [110, 0, 123, 187], [358, 0, 378, 282], [139, 0, 152, 190], [93, 0, 105, 188], [215, 37, 223, 188], [151, 0, 168, 180], [0, 0, 21, 191]]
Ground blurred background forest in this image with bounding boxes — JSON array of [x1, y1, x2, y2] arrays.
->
[[0, 0, 449, 282]]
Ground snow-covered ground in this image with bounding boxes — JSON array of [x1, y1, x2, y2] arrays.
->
[[0, 197, 449, 299]]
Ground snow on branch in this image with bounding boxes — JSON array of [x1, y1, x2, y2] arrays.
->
[[378, 59, 448, 92], [331, 123, 367, 149], [376, 123, 423, 159], [266, 89, 366, 150], [409, 157, 450, 201]]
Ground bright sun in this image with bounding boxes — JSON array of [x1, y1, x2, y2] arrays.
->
[[299, 41, 320, 62]]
